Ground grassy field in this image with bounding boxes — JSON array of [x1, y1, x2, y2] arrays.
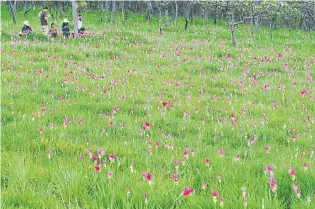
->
[[1, 4, 315, 209]]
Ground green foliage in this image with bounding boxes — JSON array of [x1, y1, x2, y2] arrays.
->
[[1, 4, 315, 209]]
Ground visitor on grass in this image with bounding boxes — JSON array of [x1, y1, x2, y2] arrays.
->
[[62, 19, 70, 38], [19, 21, 32, 36], [49, 23, 58, 37], [78, 14, 83, 32], [40, 6, 51, 35]]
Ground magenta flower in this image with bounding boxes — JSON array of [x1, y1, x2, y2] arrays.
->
[[212, 190, 218, 203], [269, 176, 277, 193], [95, 165, 101, 172], [142, 172, 152, 185], [171, 172, 178, 183], [182, 187, 194, 196], [144, 192, 148, 204], [205, 158, 210, 166], [264, 145, 270, 153], [288, 167, 296, 180], [109, 153, 115, 162]]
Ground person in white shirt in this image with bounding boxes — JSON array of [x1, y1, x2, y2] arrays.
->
[[77, 14, 83, 32]]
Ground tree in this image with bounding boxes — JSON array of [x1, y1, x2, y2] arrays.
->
[[8, 0, 17, 24], [109, 0, 116, 24], [72, 0, 78, 34]]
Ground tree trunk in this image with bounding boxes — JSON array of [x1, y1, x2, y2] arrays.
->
[[72, 0, 78, 34], [250, 5, 255, 39], [159, 8, 163, 34], [254, 0, 260, 31], [174, 1, 178, 26], [269, 17, 275, 40], [184, 4, 189, 31], [204, 6, 208, 22], [214, 1, 217, 25], [109, 1, 116, 24], [146, 1, 153, 21], [100, 2, 105, 23], [24, 2, 35, 17], [121, 1, 125, 23], [165, 9, 169, 27], [8, 0, 17, 24], [231, 12, 237, 47], [59, 2, 64, 18]]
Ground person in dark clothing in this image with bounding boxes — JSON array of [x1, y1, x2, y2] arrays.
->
[[61, 19, 70, 38], [78, 27, 85, 37], [40, 6, 51, 35], [49, 23, 58, 37], [19, 21, 32, 36]]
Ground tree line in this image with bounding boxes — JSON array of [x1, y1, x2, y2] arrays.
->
[[6, 1, 315, 46]]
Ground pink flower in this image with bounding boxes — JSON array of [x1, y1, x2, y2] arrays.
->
[[205, 158, 210, 166], [174, 160, 179, 169], [212, 190, 218, 203], [220, 196, 224, 207], [269, 176, 277, 192], [264, 145, 270, 153], [108, 170, 113, 179], [303, 162, 308, 170], [295, 189, 301, 198], [218, 148, 224, 157], [125, 188, 130, 195], [144, 192, 148, 204], [288, 167, 296, 180], [95, 165, 101, 172], [183, 149, 188, 158], [109, 153, 115, 162], [182, 187, 194, 196], [171, 173, 178, 183], [218, 173, 222, 183], [201, 181, 206, 190], [300, 89, 307, 95], [142, 172, 152, 185]]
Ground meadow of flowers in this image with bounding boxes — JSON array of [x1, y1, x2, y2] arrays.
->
[[1, 6, 315, 209]]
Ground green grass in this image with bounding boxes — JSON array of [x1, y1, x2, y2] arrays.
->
[[1, 3, 315, 209]]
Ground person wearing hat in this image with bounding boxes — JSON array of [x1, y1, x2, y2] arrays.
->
[[19, 21, 33, 36], [40, 6, 51, 35], [61, 19, 70, 38]]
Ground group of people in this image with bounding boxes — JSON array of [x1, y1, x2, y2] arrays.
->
[[19, 6, 85, 38]]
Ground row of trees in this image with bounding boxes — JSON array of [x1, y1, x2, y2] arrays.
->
[[7, 1, 315, 46]]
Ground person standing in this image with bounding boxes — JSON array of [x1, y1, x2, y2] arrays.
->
[[40, 7, 51, 35], [77, 14, 83, 31]]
